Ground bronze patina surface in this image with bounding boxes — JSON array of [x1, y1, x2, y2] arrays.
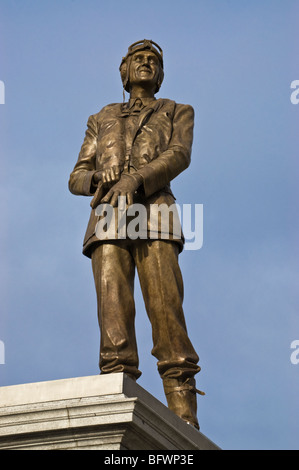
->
[[69, 40, 203, 429]]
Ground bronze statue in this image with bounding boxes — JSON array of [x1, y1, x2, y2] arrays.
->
[[69, 40, 204, 429]]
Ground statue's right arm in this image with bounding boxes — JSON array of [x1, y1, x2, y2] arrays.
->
[[68, 115, 98, 196]]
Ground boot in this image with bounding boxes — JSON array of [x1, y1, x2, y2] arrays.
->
[[163, 377, 204, 430]]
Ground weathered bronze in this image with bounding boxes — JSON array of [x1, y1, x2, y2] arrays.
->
[[69, 40, 203, 429]]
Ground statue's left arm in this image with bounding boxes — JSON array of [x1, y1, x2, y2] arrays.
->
[[137, 103, 194, 197]]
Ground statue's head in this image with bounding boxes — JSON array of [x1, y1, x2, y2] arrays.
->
[[120, 39, 164, 94]]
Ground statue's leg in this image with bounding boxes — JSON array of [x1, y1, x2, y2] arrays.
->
[[133, 240, 203, 428], [91, 241, 142, 380]]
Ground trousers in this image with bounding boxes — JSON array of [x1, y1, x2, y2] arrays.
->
[[91, 239, 200, 380]]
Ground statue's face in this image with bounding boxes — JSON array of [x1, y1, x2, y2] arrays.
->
[[129, 50, 160, 90]]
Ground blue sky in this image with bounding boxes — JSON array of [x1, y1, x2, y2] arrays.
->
[[0, 0, 298, 450]]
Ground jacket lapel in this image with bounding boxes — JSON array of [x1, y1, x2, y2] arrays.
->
[[133, 99, 164, 143]]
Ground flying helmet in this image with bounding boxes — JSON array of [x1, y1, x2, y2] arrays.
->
[[119, 39, 164, 94]]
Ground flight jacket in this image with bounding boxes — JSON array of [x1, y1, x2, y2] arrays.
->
[[69, 98, 194, 257]]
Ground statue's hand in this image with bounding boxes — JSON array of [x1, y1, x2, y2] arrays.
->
[[101, 173, 142, 207], [93, 166, 121, 188]]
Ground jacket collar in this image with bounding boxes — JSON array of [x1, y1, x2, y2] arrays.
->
[[121, 97, 156, 113], [128, 97, 156, 109]]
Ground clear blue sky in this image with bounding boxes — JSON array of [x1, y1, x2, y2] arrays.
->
[[0, 0, 298, 450]]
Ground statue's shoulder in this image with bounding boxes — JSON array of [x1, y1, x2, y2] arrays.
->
[[156, 98, 176, 108], [157, 98, 193, 110], [157, 99, 194, 117]]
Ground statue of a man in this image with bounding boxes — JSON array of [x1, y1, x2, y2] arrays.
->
[[69, 40, 204, 429]]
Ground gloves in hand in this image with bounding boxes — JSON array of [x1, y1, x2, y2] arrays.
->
[[101, 173, 143, 207]]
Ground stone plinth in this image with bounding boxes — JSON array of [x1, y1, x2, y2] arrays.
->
[[0, 374, 220, 450]]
